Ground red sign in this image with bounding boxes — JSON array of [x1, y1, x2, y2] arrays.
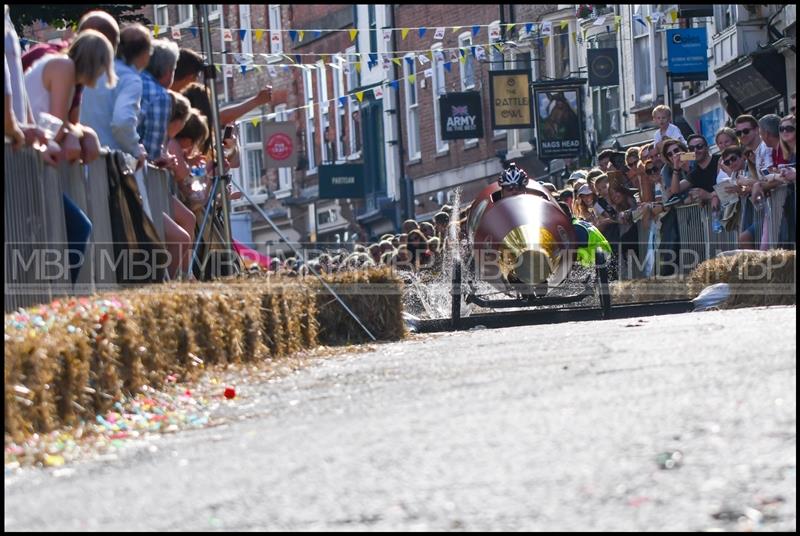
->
[[266, 133, 293, 161]]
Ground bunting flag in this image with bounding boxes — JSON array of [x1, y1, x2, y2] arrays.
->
[[383, 29, 391, 41], [418, 27, 427, 38], [392, 57, 402, 66], [71, 23, 78, 33], [289, 29, 297, 42], [314, 30, 322, 38], [470, 45, 477, 58], [355, 62, 361, 73], [443, 61, 451, 72], [401, 28, 410, 40], [252, 29, 263, 43], [541, 21, 552, 37], [298, 30, 305, 41], [171, 27, 181, 40], [418, 53, 430, 65], [224, 29, 233, 41], [239, 29, 247, 41], [544, 36, 550, 47], [472, 25, 480, 37], [524, 23, 533, 35], [389, 79, 400, 91], [424, 68, 432, 79], [633, 13, 647, 28], [615, 15, 622, 30], [489, 23, 501, 40], [670, 10, 678, 23], [190, 27, 198, 38], [593, 15, 607, 26], [373, 86, 383, 99], [405, 56, 415, 68], [560, 20, 569, 30], [153, 24, 160, 36], [475, 45, 486, 61], [408, 73, 416, 84], [349, 29, 358, 41], [251, 118, 261, 128], [505, 23, 515, 33], [294, 54, 302, 64], [224, 65, 233, 77], [369, 52, 378, 65], [434, 27, 445, 40], [355, 91, 364, 102], [253, 64, 263, 72], [240, 65, 248, 75], [493, 43, 504, 54], [434, 50, 445, 62], [215, 64, 222, 72]]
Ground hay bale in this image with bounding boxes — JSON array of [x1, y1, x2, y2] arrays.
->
[[688, 250, 795, 308], [89, 318, 121, 416]]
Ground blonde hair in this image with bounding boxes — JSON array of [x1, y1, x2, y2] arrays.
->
[[779, 114, 796, 161], [68, 29, 116, 88], [572, 191, 595, 222], [652, 104, 672, 119]]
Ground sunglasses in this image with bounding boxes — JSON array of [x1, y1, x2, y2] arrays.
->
[[626, 159, 638, 166], [723, 155, 740, 166], [645, 167, 658, 175], [779, 125, 796, 133], [666, 148, 683, 158], [735, 127, 753, 137], [688, 143, 706, 151]]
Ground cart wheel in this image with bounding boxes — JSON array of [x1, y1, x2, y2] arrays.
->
[[595, 249, 612, 319], [451, 261, 462, 330]]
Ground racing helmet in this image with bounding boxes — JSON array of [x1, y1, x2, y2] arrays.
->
[[498, 162, 529, 189]]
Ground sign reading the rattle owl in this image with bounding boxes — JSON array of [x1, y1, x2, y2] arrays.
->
[[489, 69, 533, 130]]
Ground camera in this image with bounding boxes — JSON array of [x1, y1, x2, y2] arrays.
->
[[680, 152, 696, 162]]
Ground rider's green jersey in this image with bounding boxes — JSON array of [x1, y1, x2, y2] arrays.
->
[[572, 218, 612, 267]]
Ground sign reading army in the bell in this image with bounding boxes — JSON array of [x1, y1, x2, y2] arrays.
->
[[439, 91, 484, 140]]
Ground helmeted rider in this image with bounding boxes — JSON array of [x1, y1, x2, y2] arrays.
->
[[498, 162, 529, 197]]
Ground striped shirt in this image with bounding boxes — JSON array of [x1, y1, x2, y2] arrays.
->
[[138, 70, 171, 160]]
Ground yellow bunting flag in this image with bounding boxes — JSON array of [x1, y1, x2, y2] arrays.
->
[[355, 91, 364, 103], [543, 36, 550, 47], [254, 64, 263, 72], [320, 54, 329, 65], [452, 26, 462, 34], [571, 31, 577, 43], [408, 73, 416, 84], [560, 20, 569, 30], [459, 51, 467, 64], [505, 23, 515, 33], [255, 29, 264, 43], [349, 29, 358, 41], [215, 64, 222, 72], [153, 24, 160, 36], [392, 57, 402, 66], [401, 28, 410, 40], [355, 62, 361, 73], [670, 10, 678, 23], [298, 30, 305, 41], [251, 118, 261, 128]]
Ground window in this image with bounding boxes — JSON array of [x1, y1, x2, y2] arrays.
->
[[506, 50, 533, 151], [239, 6, 253, 59], [552, 22, 571, 78], [457, 34, 478, 148], [154, 5, 169, 29], [345, 46, 361, 157], [176, 5, 193, 27], [303, 68, 317, 173], [208, 5, 222, 19], [239, 121, 265, 196], [274, 104, 292, 195], [588, 32, 620, 143], [431, 44, 449, 154], [631, 5, 652, 101], [714, 5, 738, 33], [403, 53, 421, 160], [332, 54, 347, 161], [317, 61, 331, 164], [489, 21, 505, 138], [268, 5, 283, 56], [367, 4, 378, 55]]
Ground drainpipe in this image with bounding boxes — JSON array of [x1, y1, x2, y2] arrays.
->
[[220, 6, 229, 102], [390, 4, 408, 227]]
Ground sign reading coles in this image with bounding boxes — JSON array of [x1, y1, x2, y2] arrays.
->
[[262, 121, 298, 169], [489, 69, 533, 130], [439, 91, 484, 140], [319, 164, 365, 199]]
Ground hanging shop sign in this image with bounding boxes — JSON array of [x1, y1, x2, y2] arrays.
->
[[439, 91, 484, 140], [489, 69, 533, 129], [587, 48, 619, 87], [263, 121, 298, 169], [319, 163, 365, 199], [667, 28, 709, 81], [532, 84, 585, 159]]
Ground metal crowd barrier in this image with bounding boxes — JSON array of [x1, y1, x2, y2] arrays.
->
[[4, 144, 178, 313]]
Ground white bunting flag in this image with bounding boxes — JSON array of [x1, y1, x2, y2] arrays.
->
[[383, 29, 392, 42], [418, 53, 430, 66], [268, 66, 278, 77], [171, 27, 181, 40], [434, 27, 445, 40], [424, 68, 433, 79], [541, 21, 553, 37], [475, 45, 486, 61], [373, 86, 383, 99], [223, 64, 233, 77], [489, 22, 501, 40], [223, 29, 233, 42]]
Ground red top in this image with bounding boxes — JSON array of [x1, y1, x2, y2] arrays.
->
[[772, 146, 789, 166]]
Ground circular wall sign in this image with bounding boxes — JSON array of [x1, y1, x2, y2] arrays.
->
[[266, 133, 293, 160]]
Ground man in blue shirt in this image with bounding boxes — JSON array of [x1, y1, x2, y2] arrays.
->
[[139, 39, 179, 161]]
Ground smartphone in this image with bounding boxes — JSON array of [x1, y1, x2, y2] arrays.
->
[[223, 125, 234, 140], [680, 152, 696, 162], [760, 168, 771, 177]]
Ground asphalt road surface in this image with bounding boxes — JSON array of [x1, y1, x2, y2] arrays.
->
[[5, 306, 796, 531]]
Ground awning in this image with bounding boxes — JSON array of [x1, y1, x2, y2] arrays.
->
[[715, 48, 786, 113], [613, 127, 659, 149]]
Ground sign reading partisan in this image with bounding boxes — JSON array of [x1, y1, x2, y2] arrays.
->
[[262, 121, 298, 169], [489, 69, 533, 129], [439, 91, 484, 140], [532, 86, 584, 159], [319, 164, 365, 199]]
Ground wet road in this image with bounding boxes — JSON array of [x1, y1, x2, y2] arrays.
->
[[5, 306, 796, 531]]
